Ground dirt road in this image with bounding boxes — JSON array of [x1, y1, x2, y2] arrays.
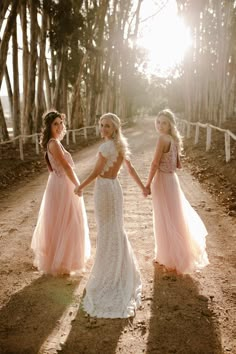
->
[[0, 118, 235, 354]]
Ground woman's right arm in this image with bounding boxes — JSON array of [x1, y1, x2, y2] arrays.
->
[[49, 140, 80, 187], [146, 136, 165, 190]]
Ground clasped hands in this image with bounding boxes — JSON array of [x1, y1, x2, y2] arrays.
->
[[74, 185, 83, 196], [143, 185, 151, 198], [75, 184, 151, 198]]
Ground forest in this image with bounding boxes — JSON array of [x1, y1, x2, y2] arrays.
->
[[0, 0, 236, 142]]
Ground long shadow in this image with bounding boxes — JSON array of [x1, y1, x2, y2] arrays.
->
[[61, 291, 128, 354], [0, 275, 78, 354], [147, 264, 223, 354]]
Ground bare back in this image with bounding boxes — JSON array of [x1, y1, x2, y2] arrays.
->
[[99, 154, 124, 179], [98, 140, 125, 179]]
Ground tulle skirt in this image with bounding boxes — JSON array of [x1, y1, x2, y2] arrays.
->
[[151, 170, 209, 274], [83, 177, 142, 318], [31, 172, 90, 275]]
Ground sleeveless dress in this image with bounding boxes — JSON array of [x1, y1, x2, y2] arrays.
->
[[151, 138, 209, 274], [83, 139, 142, 318], [31, 138, 90, 275]]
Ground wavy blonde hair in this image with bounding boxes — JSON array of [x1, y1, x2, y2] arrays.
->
[[156, 109, 183, 152], [99, 113, 130, 158]]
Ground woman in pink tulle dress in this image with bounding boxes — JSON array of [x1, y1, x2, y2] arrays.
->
[[146, 109, 209, 274], [31, 110, 90, 275]]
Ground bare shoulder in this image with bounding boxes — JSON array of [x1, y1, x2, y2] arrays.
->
[[157, 134, 170, 146], [48, 139, 61, 153]]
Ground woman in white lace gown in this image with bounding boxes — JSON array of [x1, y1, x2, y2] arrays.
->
[[75, 113, 147, 318]]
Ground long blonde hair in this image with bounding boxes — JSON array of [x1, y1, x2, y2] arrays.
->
[[156, 109, 183, 152], [99, 113, 130, 158]]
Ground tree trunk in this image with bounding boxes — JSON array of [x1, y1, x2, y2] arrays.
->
[[52, 54, 64, 109], [44, 57, 52, 109], [20, 0, 29, 133], [71, 54, 88, 128], [25, 0, 37, 134], [12, 18, 20, 137], [0, 1, 18, 89], [0, 99, 9, 141], [4, 66, 13, 119], [0, 0, 11, 30], [35, 4, 47, 132]]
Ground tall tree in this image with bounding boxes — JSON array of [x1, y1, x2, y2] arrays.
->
[[12, 17, 20, 137], [25, 0, 38, 134]]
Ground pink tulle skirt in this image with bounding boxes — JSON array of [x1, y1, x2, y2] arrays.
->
[[31, 172, 90, 275], [151, 170, 209, 274]]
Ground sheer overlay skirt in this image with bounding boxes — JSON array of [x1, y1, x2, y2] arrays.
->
[[31, 173, 90, 275], [151, 171, 209, 274]]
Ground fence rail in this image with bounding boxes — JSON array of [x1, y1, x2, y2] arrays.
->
[[0, 125, 98, 161], [177, 119, 236, 163]]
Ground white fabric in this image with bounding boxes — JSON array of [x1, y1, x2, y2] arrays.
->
[[83, 177, 142, 318], [98, 140, 119, 175]]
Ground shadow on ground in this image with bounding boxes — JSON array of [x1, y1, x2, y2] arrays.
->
[[0, 275, 78, 354], [147, 264, 223, 354], [61, 290, 128, 354]]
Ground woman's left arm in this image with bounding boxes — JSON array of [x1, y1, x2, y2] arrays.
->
[[124, 159, 148, 196]]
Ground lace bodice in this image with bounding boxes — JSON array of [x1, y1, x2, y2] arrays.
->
[[159, 138, 178, 173], [98, 140, 119, 175], [47, 139, 74, 177]]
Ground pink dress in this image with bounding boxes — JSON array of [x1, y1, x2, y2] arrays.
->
[[151, 138, 209, 274], [31, 139, 90, 275]]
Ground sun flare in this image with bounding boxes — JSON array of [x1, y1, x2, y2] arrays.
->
[[138, 1, 192, 76]]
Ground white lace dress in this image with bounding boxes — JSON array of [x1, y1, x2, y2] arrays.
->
[[83, 140, 142, 318]]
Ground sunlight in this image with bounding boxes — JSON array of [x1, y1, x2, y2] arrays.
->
[[138, 0, 192, 76]]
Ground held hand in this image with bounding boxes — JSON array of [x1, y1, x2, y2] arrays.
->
[[145, 185, 151, 196], [142, 186, 150, 198], [74, 185, 83, 196]]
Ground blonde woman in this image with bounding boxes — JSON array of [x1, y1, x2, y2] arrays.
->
[[75, 113, 147, 318], [146, 109, 209, 274]]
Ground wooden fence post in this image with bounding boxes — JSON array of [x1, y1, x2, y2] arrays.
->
[[19, 136, 24, 160], [84, 127, 88, 140], [206, 125, 211, 151], [35, 134, 39, 155], [72, 131, 76, 144], [225, 131, 230, 162], [195, 124, 199, 144], [187, 121, 191, 138]]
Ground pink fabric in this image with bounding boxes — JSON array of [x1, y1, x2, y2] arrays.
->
[[151, 139, 209, 274], [31, 140, 90, 275]]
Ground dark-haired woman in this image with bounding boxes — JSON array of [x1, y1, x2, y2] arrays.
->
[[31, 110, 90, 275]]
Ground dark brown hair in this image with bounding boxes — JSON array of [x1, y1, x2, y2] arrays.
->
[[40, 110, 64, 172], [40, 110, 62, 150]]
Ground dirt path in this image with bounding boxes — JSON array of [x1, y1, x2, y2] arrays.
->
[[0, 118, 235, 354]]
